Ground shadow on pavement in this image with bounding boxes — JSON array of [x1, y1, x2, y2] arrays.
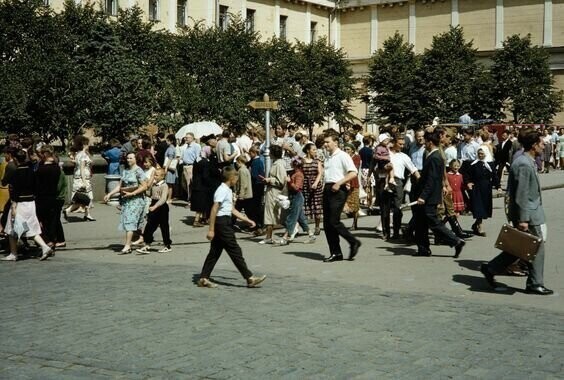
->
[[452, 274, 517, 295], [455, 259, 484, 271], [282, 251, 325, 261], [382, 247, 415, 256]]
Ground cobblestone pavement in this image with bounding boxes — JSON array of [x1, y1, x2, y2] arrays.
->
[[1, 258, 563, 379], [1, 173, 564, 379]]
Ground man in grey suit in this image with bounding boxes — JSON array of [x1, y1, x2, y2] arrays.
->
[[481, 129, 553, 295]]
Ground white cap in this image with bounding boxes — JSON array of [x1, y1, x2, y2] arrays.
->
[[378, 133, 390, 144]]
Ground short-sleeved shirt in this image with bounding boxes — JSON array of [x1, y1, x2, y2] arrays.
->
[[390, 151, 417, 180], [214, 183, 233, 216], [324, 148, 357, 184], [217, 139, 232, 163]]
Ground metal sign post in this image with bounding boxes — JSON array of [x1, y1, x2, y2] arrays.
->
[[248, 93, 279, 176]]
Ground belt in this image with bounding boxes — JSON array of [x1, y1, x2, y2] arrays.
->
[[184, 163, 194, 166]]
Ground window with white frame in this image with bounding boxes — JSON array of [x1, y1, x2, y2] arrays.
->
[[280, 15, 287, 40], [246, 9, 255, 32], [219, 5, 229, 31], [149, 0, 159, 21], [105, 0, 118, 16], [177, 0, 187, 26]]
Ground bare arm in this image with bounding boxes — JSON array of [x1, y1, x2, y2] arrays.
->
[[206, 202, 220, 240], [313, 160, 323, 188]]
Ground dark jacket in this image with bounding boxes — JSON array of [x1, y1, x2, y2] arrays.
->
[[495, 139, 513, 164], [417, 150, 444, 205]]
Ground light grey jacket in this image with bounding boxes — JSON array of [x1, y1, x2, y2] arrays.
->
[[507, 154, 545, 226]]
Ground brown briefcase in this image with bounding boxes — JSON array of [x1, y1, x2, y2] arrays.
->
[[494, 224, 542, 262]]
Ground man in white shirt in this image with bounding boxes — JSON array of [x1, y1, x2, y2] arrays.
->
[[322, 131, 362, 262], [181, 132, 201, 202], [388, 136, 420, 239]]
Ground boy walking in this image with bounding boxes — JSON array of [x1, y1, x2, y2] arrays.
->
[[136, 168, 172, 254], [198, 166, 266, 288]]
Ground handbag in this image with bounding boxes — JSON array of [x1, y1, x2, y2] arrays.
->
[[72, 188, 91, 206], [164, 156, 178, 173], [494, 224, 542, 262]]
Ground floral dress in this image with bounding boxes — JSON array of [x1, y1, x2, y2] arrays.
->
[[119, 167, 147, 232], [302, 158, 323, 219], [72, 150, 93, 202]]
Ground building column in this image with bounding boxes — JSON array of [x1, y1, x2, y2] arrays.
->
[[370, 6, 378, 54], [451, 0, 459, 27], [206, 0, 215, 28], [241, 0, 246, 18], [495, 0, 504, 49], [167, 0, 177, 32], [274, 0, 280, 37], [408, 1, 416, 49], [305, 3, 312, 43], [330, 11, 340, 48], [544, 0, 552, 47]]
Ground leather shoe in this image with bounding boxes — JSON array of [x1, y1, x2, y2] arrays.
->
[[348, 240, 361, 261], [525, 285, 554, 295], [480, 264, 496, 288], [323, 254, 343, 263], [454, 240, 465, 258]]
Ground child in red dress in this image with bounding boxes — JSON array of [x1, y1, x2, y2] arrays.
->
[[447, 159, 465, 215]]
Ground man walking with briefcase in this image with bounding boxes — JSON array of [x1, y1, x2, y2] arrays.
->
[[481, 129, 553, 295]]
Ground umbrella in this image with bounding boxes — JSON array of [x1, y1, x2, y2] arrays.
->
[[175, 121, 223, 141]]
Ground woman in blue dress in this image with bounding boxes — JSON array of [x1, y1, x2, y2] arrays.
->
[[104, 152, 148, 254], [102, 138, 122, 175], [163, 134, 178, 203]]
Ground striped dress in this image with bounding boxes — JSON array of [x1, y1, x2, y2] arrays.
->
[[302, 158, 323, 219]]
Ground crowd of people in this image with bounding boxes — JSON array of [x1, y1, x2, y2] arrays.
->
[[0, 123, 560, 293]]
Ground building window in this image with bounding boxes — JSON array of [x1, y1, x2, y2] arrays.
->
[[310, 21, 317, 42], [105, 0, 118, 16], [43, 0, 49, 6], [219, 5, 229, 31], [149, 0, 159, 21], [246, 9, 255, 32], [280, 15, 287, 40], [177, 0, 187, 26]]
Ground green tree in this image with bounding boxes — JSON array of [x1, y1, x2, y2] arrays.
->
[[491, 34, 563, 123], [419, 26, 480, 123], [365, 32, 424, 129]]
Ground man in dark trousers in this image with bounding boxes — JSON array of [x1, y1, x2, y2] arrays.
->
[[321, 131, 362, 262], [413, 129, 465, 258], [481, 129, 553, 295], [494, 130, 512, 185]]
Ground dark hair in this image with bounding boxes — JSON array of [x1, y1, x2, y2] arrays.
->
[[302, 142, 315, 155], [72, 135, 89, 152], [362, 137, 371, 145], [222, 130, 231, 138], [110, 138, 121, 147], [518, 129, 541, 151], [141, 138, 152, 150], [143, 155, 156, 167], [15, 149, 27, 164], [3, 146, 18, 156], [324, 130, 340, 142], [270, 144, 283, 160], [156, 132, 165, 139], [423, 129, 441, 146], [21, 137, 33, 149], [166, 134, 176, 145]]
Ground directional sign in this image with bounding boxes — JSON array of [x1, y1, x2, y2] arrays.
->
[[248, 100, 279, 110]]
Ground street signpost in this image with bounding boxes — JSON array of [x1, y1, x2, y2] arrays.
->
[[248, 94, 279, 175]]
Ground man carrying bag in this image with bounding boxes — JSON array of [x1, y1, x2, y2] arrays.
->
[[481, 129, 553, 295]]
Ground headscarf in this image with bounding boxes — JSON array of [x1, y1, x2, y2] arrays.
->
[[471, 148, 492, 172]]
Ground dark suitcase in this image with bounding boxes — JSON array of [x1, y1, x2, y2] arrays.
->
[[494, 224, 542, 262]]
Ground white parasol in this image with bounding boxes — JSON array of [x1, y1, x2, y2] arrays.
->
[[175, 121, 223, 141]]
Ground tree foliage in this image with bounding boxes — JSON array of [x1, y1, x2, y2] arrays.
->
[[490, 34, 563, 123], [0, 0, 356, 142], [366, 27, 561, 127], [365, 32, 423, 128]]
